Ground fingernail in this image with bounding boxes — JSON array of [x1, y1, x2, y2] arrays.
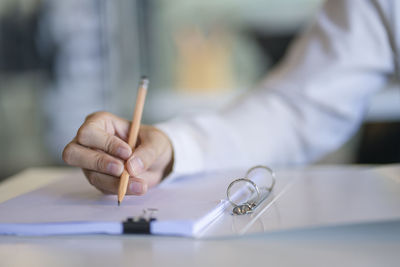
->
[[129, 156, 144, 175], [116, 146, 131, 159], [107, 162, 123, 176], [129, 181, 143, 194]]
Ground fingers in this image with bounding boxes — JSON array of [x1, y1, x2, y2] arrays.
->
[[122, 127, 172, 195], [134, 170, 164, 189], [63, 142, 124, 177], [76, 122, 131, 160], [83, 169, 149, 195], [126, 128, 171, 177], [83, 169, 119, 194], [63, 113, 173, 196], [127, 178, 148, 195], [85, 111, 131, 141]]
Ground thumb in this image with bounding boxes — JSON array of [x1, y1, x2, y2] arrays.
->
[[126, 128, 171, 177]]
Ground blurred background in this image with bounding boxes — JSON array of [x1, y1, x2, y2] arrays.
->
[[0, 0, 399, 181]]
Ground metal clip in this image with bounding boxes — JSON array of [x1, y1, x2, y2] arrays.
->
[[227, 165, 275, 215]]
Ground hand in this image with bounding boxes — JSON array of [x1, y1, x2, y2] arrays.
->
[[62, 111, 173, 195]]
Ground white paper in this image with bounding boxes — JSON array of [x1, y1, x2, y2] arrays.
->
[[2, 165, 398, 238], [0, 169, 286, 237]]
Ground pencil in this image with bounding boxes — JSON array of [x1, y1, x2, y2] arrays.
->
[[118, 76, 149, 205]]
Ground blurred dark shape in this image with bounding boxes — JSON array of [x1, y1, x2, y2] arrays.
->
[[0, 2, 54, 75], [357, 122, 400, 163], [251, 30, 294, 68]]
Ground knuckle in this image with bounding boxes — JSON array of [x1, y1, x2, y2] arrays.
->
[[86, 172, 96, 186], [85, 112, 98, 121], [105, 135, 116, 154], [95, 153, 107, 172], [76, 126, 90, 144], [62, 143, 74, 164], [99, 189, 110, 195], [86, 111, 110, 121]]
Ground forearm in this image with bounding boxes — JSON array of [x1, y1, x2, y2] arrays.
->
[[157, 0, 394, 177]]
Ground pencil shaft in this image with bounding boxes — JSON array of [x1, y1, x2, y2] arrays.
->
[[118, 78, 148, 204], [118, 171, 130, 203], [127, 85, 147, 147]]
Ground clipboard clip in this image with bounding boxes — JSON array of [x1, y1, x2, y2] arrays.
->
[[123, 208, 158, 234], [226, 165, 276, 215]]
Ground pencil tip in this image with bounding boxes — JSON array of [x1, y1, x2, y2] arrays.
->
[[118, 201, 120, 206]]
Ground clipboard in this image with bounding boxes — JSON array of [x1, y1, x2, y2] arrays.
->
[[1, 165, 400, 238], [0, 166, 282, 237]]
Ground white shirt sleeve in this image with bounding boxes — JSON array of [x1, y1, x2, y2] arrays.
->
[[156, 0, 394, 178]]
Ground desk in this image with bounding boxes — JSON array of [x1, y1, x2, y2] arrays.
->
[[0, 167, 399, 267]]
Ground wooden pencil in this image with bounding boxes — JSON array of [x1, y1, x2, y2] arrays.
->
[[118, 76, 148, 205]]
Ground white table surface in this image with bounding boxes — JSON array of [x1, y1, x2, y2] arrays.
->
[[0, 167, 399, 267]]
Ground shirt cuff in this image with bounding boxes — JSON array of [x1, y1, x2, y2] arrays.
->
[[155, 118, 205, 183]]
